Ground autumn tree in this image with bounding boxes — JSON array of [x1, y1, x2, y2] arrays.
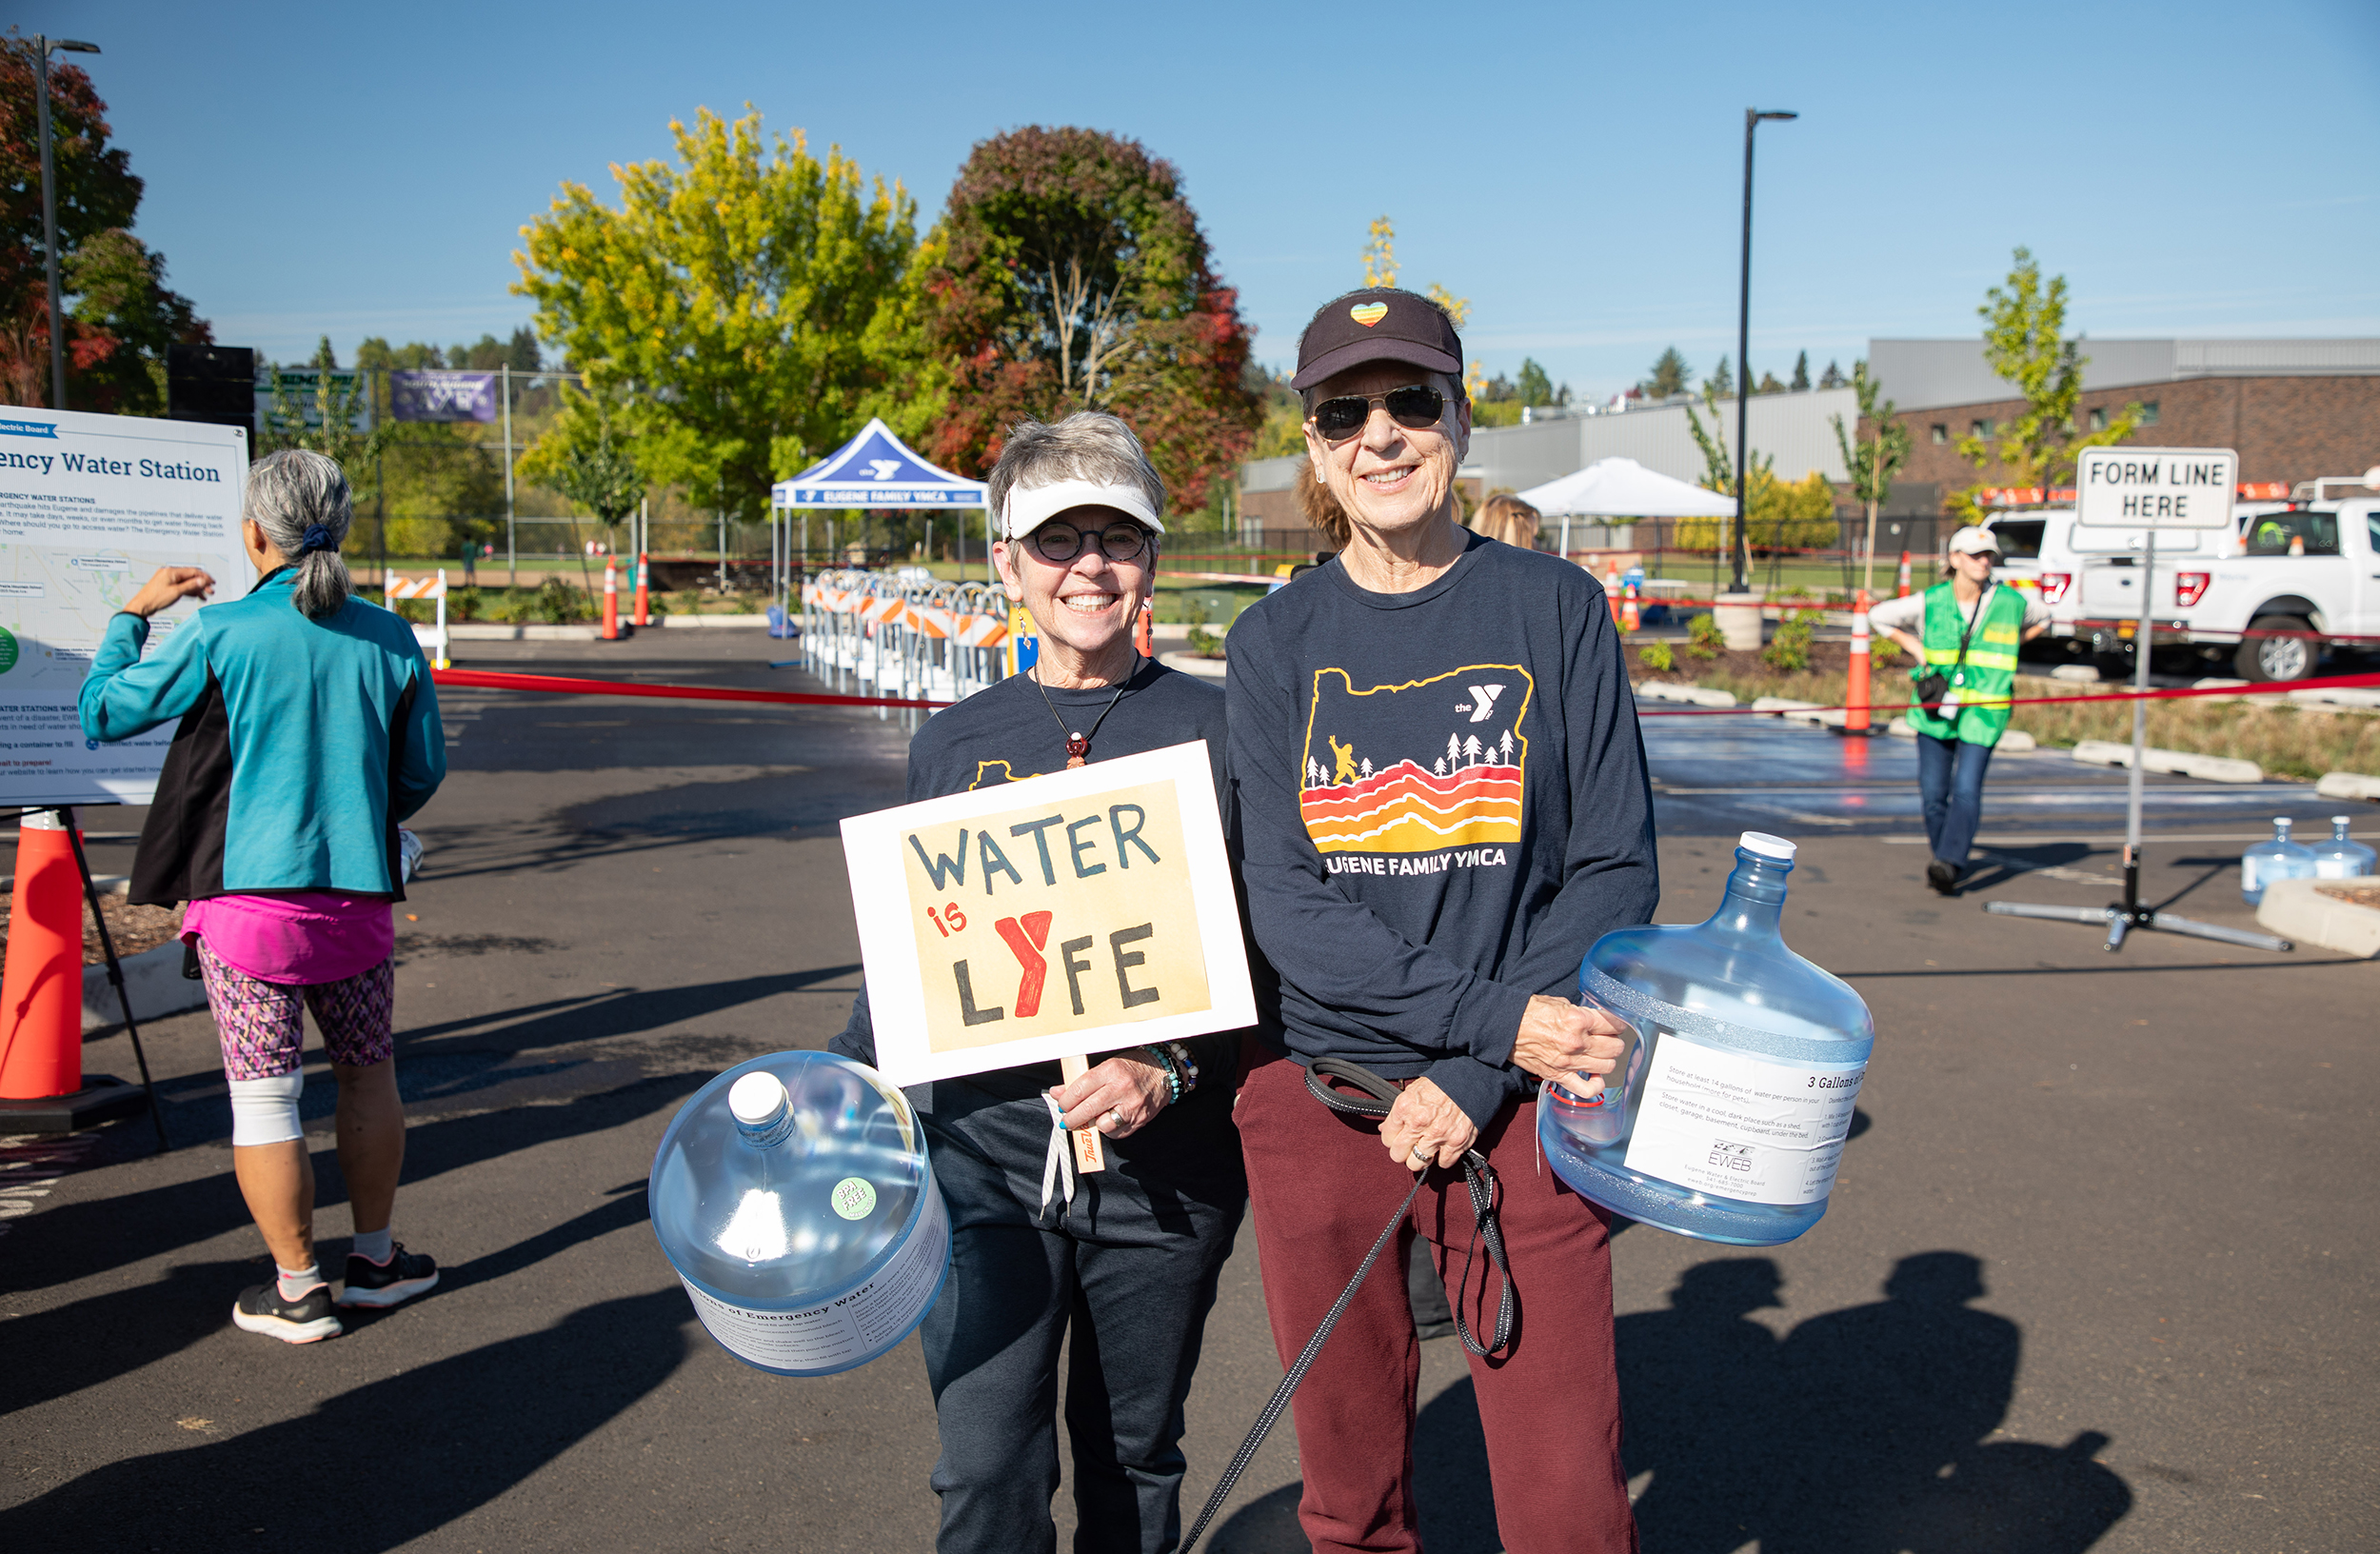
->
[[515, 108, 935, 523], [1948, 246, 2142, 521], [919, 126, 1257, 517], [0, 31, 208, 410]]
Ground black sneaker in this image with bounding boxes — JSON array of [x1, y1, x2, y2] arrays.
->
[[1926, 860, 1961, 895], [232, 1281, 343, 1344], [339, 1244, 440, 1308]]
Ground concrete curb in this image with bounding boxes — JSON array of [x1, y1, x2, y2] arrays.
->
[[660, 614, 768, 628], [2316, 771, 2380, 802], [1635, 682, 1738, 708], [2071, 739, 2261, 784], [2255, 877, 2380, 957], [1157, 651, 1226, 681], [81, 940, 208, 1032]]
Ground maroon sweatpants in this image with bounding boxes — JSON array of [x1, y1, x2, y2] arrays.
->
[[1237, 1046, 1637, 1554]]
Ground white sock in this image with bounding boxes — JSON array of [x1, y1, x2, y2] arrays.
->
[[276, 1262, 324, 1301], [352, 1226, 392, 1265]]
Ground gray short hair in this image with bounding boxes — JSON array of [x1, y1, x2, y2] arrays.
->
[[987, 412, 1167, 536], [245, 448, 355, 620]]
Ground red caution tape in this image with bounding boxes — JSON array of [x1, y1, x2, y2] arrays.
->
[[1636, 670, 2380, 716], [432, 667, 950, 709]]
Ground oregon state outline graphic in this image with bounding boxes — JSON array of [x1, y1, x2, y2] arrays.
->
[[1299, 665, 1532, 854]]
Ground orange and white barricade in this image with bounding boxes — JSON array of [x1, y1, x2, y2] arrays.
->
[[386, 570, 450, 669]]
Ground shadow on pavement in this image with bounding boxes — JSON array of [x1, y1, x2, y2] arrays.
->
[[396, 965, 863, 1055], [6, 1071, 702, 1301], [1, 1288, 690, 1549], [1623, 1251, 2133, 1554]]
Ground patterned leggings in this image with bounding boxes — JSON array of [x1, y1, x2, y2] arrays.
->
[[195, 937, 396, 1083]]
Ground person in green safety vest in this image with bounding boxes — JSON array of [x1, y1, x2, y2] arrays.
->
[[1870, 526, 2050, 894]]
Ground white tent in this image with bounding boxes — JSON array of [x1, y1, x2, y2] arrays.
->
[[1516, 456, 1736, 518]]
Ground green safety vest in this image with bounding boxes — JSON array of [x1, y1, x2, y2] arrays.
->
[[1905, 581, 2027, 745]]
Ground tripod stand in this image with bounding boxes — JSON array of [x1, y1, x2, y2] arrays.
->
[[1982, 526, 2290, 955]]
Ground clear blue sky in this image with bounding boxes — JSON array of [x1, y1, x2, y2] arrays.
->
[[24, 0, 2379, 400]]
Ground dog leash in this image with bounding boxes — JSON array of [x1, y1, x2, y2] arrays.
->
[[1179, 1058, 1516, 1550]]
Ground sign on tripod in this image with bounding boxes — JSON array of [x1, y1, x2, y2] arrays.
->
[[2075, 448, 2237, 530]]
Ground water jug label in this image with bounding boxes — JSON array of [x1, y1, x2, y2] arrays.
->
[[683, 1178, 948, 1372], [2241, 858, 2259, 893], [1622, 1035, 1864, 1206]]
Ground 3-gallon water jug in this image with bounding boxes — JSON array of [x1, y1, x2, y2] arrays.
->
[[2310, 816, 2376, 881], [1539, 831, 1873, 1246], [650, 1051, 948, 1376], [2240, 818, 2316, 904]]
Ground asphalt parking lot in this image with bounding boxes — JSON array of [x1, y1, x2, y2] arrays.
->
[[3, 630, 2371, 1553]]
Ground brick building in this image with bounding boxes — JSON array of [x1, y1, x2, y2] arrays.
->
[[1871, 338, 2380, 494]]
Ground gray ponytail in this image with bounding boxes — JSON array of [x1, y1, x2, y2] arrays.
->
[[245, 449, 355, 619]]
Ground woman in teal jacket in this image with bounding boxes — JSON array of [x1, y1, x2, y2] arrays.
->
[[80, 449, 445, 1345]]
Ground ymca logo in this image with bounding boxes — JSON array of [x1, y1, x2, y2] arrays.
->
[[1458, 684, 1507, 723], [867, 459, 902, 481]]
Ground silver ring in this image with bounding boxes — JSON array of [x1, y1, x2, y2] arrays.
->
[[1103, 1108, 1123, 1128], [1410, 1147, 1430, 1166]]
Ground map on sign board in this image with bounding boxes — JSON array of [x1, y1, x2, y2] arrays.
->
[[841, 742, 1256, 1087], [2074, 447, 2237, 530], [0, 407, 248, 807]]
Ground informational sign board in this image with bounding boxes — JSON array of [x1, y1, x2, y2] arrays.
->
[[2074, 448, 2236, 530], [255, 367, 370, 432], [0, 407, 248, 806], [841, 742, 1256, 1087], [388, 370, 497, 423]]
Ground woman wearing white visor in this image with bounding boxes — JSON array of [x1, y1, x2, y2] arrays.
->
[[832, 412, 1258, 1553]]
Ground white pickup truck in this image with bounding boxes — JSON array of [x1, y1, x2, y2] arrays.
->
[[1999, 499, 2379, 681]]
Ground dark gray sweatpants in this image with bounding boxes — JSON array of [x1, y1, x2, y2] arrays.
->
[[919, 1078, 1246, 1554]]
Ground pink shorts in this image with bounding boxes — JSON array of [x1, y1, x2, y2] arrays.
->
[[195, 937, 395, 1083]]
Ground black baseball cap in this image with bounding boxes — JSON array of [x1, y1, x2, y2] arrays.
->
[[1291, 288, 1464, 391]]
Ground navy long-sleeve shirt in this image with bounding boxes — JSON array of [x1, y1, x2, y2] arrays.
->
[[1223, 530, 1658, 1128]]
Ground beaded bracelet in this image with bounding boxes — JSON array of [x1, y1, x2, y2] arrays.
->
[[1142, 1044, 1183, 1105], [1164, 1041, 1200, 1095]]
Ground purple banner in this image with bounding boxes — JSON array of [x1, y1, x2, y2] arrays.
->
[[389, 370, 497, 423]]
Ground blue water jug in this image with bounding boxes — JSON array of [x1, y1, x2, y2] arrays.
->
[[2240, 818, 2316, 904], [650, 1051, 948, 1376], [1539, 831, 1874, 1246], [2311, 816, 2375, 881]]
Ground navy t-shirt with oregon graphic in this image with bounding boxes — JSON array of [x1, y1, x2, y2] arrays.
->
[[830, 658, 1251, 1114], [1224, 530, 1660, 1130]]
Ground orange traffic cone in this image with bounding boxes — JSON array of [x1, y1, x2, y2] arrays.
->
[[602, 557, 620, 641], [1620, 578, 1640, 633], [1896, 550, 1913, 598], [0, 814, 89, 1101], [633, 551, 651, 628], [1847, 588, 1873, 733]]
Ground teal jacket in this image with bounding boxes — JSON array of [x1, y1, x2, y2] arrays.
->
[[78, 568, 445, 903]]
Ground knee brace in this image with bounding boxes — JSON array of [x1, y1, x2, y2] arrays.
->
[[228, 1071, 305, 1146]]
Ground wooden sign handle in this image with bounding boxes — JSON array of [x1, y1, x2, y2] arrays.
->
[[1059, 1055, 1105, 1173]]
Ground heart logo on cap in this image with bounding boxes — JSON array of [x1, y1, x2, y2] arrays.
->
[[1349, 302, 1389, 328]]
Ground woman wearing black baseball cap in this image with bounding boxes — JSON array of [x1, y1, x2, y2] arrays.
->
[[1223, 289, 1655, 1552]]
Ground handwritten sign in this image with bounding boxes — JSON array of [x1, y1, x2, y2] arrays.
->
[[841, 741, 1255, 1087]]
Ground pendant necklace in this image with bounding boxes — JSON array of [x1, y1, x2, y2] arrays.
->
[[1032, 654, 1138, 767]]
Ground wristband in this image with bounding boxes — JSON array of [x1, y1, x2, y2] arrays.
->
[[1163, 1041, 1200, 1095], [1142, 1045, 1183, 1106]]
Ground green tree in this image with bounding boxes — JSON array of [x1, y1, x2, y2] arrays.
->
[[520, 382, 645, 547], [920, 126, 1257, 514], [1249, 364, 1305, 459], [1704, 356, 1734, 398], [516, 107, 934, 524], [1818, 359, 1846, 389], [1949, 246, 2143, 521], [1830, 359, 1912, 595], [1790, 350, 1810, 392], [1642, 346, 1691, 400], [1362, 215, 1397, 288], [1755, 370, 1786, 395], [1516, 358, 1554, 408]]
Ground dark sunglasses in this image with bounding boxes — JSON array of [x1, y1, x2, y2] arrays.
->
[[1026, 520, 1153, 565], [1308, 384, 1447, 442]]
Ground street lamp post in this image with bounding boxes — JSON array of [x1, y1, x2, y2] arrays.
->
[[1731, 107, 1795, 596], [30, 35, 103, 410]]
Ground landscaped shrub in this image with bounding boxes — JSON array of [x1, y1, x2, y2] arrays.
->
[[1685, 612, 1725, 660], [1637, 639, 1676, 672]]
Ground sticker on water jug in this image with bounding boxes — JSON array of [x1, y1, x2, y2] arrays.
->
[[1622, 1034, 1865, 1206], [831, 1177, 877, 1220], [681, 1179, 949, 1373]]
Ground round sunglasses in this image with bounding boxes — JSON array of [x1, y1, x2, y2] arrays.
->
[[1308, 384, 1447, 442], [1024, 520, 1154, 565]]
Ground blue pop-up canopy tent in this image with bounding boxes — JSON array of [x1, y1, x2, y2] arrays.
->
[[768, 418, 991, 625]]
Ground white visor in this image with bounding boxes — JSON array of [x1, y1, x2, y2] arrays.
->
[[1001, 479, 1165, 541]]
